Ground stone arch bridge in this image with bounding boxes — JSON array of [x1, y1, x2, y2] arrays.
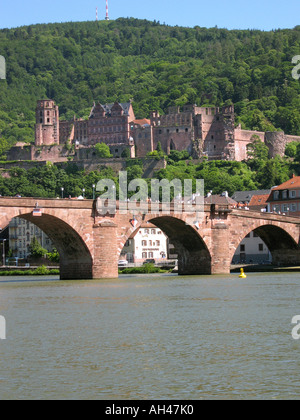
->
[[0, 197, 300, 280]]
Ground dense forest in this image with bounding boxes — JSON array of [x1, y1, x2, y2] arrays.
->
[[1, 18, 300, 155]]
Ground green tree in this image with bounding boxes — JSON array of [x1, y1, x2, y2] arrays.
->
[[285, 142, 298, 158], [246, 137, 269, 160], [29, 237, 48, 258]]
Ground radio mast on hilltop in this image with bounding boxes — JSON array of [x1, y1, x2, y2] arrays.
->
[[105, 0, 110, 21]]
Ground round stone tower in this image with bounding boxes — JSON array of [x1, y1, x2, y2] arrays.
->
[[265, 131, 286, 158]]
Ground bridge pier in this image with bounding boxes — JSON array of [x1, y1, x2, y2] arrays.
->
[[92, 223, 119, 279], [272, 249, 300, 267], [60, 261, 93, 280], [210, 222, 232, 275], [177, 247, 212, 275]]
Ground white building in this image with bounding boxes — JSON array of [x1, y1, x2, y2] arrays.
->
[[121, 223, 168, 263], [232, 230, 271, 264], [9, 217, 54, 259]]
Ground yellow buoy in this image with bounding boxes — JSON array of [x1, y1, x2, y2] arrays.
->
[[239, 268, 247, 278]]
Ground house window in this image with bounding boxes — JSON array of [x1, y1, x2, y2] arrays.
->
[[273, 204, 280, 213], [282, 190, 288, 199], [142, 240, 147, 246], [240, 244, 245, 252], [148, 252, 154, 258], [258, 244, 264, 252], [291, 203, 297, 212], [151, 229, 156, 235], [273, 191, 279, 200], [290, 190, 296, 198], [142, 252, 147, 259]]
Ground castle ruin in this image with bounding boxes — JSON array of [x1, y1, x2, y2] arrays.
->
[[7, 99, 300, 163]]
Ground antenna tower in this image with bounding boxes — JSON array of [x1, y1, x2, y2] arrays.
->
[[105, 0, 109, 21]]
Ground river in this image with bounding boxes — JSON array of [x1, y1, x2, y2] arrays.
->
[[0, 272, 300, 400]]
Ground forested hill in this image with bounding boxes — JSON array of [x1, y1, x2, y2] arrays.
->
[[1, 18, 300, 153]]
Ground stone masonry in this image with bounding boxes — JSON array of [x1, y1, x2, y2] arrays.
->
[[0, 197, 299, 280]]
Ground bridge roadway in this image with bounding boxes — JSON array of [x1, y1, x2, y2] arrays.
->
[[0, 197, 299, 279]]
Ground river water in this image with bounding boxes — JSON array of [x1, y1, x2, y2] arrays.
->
[[0, 272, 300, 400]]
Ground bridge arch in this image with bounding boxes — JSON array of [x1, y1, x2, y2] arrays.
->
[[230, 222, 300, 267], [7, 212, 93, 280], [119, 215, 212, 275]]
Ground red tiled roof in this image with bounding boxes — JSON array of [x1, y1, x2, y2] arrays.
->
[[272, 175, 300, 191], [248, 194, 269, 208]]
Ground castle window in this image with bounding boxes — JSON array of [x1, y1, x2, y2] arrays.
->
[[211, 135, 214, 140], [47, 118, 50, 123]]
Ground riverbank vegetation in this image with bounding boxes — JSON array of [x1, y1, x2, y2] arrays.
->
[[0, 265, 59, 276], [119, 263, 169, 274]]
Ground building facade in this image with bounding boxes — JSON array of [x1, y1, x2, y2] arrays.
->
[[121, 223, 168, 263], [266, 175, 300, 216], [232, 230, 271, 264], [9, 217, 54, 259]]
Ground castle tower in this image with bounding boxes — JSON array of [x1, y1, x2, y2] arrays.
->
[[105, 0, 109, 20], [35, 100, 60, 146]]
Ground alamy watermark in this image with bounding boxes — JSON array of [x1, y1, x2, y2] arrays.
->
[[0, 56, 6, 80], [291, 315, 300, 340], [0, 315, 6, 340], [95, 172, 204, 220], [292, 56, 300, 80]]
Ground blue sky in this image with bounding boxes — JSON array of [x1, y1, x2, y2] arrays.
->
[[0, 0, 299, 31]]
